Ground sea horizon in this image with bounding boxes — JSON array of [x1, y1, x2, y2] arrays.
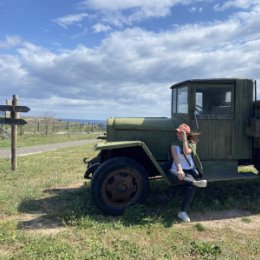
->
[[60, 118, 107, 125]]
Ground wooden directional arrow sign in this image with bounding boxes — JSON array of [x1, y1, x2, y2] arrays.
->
[[0, 105, 30, 113], [0, 118, 27, 125]]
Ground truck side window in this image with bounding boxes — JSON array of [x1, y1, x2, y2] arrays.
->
[[195, 86, 233, 116], [172, 86, 188, 114], [177, 86, 188, 113]]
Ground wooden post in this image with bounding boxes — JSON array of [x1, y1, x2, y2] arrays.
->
[[0, 97, 30, 171], [11, 95, 18, 171], [45, 124, 48, 136]]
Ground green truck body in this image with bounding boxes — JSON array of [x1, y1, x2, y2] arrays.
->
[[84, 78, 260, 214]]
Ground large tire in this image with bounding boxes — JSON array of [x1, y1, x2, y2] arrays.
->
[[91, 157, 149, 215]]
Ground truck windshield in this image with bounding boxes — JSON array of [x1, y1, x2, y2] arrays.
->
[[172, 86, 188, 114], [195, 86, 233, 116]]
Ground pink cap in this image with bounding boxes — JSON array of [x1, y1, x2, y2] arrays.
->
[[176, 123, 191, 134]]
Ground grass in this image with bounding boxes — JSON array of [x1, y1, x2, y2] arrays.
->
[[241, 217, 252, 223], [0, 117, 104, 148], [193, 223, 205, 232], [0, 132, 100, 148], [238, 165, 259, 174], [0, 144, 260, 260]]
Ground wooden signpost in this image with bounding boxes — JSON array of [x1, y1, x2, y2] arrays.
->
[[0, 118, 28, 125], [0, 105, 30, 113], [0, 95, 30, 171]]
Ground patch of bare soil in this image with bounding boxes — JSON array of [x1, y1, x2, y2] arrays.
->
[[0, 213, 66, 235], [17, 213, 67, 235], [58, 182, 84, 189], [189, 210, 260, 234], [0, 248, 11, 259]]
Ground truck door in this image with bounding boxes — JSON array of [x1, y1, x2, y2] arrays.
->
[[192, 83, 234, 160]]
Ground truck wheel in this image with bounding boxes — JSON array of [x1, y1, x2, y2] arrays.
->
[[91, 157, 149, 215]]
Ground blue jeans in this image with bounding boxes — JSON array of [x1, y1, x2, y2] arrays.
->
[[168, 169, 197, 212]]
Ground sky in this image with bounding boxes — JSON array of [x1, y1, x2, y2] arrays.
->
[[0, 0, 260, 120]]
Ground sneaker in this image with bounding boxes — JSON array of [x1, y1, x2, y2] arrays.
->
[[178, 211, 190, 223], [193, 180, 207, 188]]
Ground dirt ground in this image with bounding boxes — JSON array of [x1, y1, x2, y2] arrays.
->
[[190, 210, 260, 231]]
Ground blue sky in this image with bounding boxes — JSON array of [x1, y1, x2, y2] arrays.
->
[[0, 0, 260, 119]]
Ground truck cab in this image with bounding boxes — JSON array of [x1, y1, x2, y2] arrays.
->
[[84, 78, 260, 214], [171, 78, 259, 181]]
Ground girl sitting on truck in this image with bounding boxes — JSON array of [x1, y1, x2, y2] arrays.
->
[[170, 123, 207, 223]]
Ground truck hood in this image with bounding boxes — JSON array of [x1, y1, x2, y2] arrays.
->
[[107, 117, 179, 131]]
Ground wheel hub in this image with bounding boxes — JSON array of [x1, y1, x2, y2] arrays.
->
[[102, 169, 141, 206], [117, 183, 128, 193]]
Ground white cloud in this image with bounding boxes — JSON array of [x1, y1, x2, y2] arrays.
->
[[1, 3, 260, 119], [0, 55, 27, 85], [0, 35, 21, 48], [80, 0, 171, 11], [92, 23, 111, 33], [53, 13, 88, 28], [189, 7, 203, 13], [78, 0, 203, 27], [214, 0, 259, 11], [80, 0, 198, 11]]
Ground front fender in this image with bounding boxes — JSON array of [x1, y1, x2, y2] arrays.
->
[[95, 141, 145, 151], [96, 141, 171, 184]]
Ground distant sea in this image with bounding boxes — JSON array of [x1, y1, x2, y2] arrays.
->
[[61, 118, 107, 126]]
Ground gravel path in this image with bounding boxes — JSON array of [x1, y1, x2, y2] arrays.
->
[[0, 139, 98, 158]]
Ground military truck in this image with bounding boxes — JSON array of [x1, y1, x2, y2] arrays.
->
[[84, 78, 260, 215]]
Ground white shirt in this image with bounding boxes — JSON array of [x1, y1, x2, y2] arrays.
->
[[171, 145, 195, 172]]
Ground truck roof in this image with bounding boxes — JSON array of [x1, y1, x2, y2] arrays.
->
[[170, 78, 252, 89]]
